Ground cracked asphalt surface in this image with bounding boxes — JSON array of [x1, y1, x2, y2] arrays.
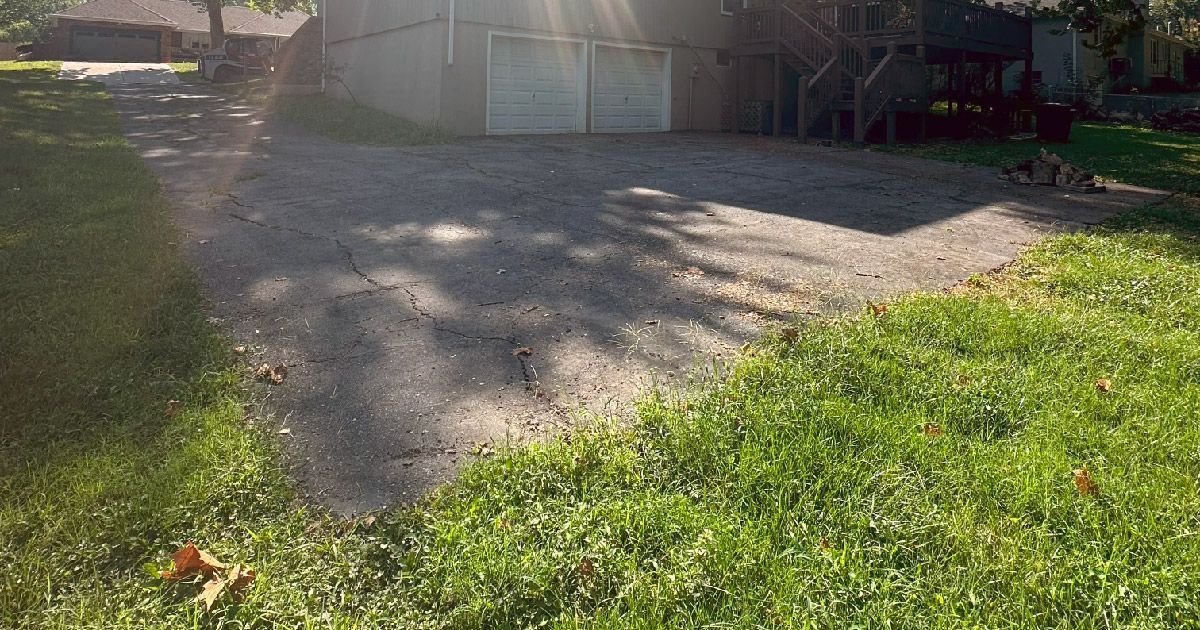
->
[[107, 81, 1166, 513]]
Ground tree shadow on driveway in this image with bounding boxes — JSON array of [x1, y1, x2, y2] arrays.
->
[[109, 84, 1168, 513]]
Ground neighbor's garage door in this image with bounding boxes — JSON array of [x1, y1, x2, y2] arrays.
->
[[592, 45, 668, 133], [72, 28, 160, 62], [488, 35, 583, 135]]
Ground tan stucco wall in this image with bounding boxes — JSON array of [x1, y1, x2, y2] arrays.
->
[[326, 20, 445, 127], [329, 0, 734, 50], [455, 0, 734, 49], [435, 21, 731, 135], [327, 0, 443, 43]]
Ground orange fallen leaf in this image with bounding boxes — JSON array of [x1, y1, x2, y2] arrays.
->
[[226, 563, 256, 596], [196, 576, 225, 610], [923, 423, 944, 436], [1073, 468, 1099, 497], [956, 374, 971, 387], [1095, 378, 1113, 393], [161, 542, 227, 580], [868, 302, 889, 317], [512, 347, 533, 357]]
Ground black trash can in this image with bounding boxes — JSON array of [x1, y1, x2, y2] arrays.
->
[[1036, 103, 1075, 142]]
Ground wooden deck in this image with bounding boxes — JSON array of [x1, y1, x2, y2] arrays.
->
[[734, 0, 1032, 62]]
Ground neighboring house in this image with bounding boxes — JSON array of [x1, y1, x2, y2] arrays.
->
[[1005, 17, 1193, 94], [44, 0, 308, 63], [327, 0, 1033, 140]]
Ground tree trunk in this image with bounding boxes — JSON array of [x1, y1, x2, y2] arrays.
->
[[207, 0, 225, 49]]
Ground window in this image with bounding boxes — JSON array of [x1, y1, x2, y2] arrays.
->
[[716, 49, 731, 67], [191, 41, 200, 49], [171, 31, 182, 47], [721, 0, 744, 16]]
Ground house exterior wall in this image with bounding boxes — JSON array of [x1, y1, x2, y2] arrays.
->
[[327, 1, 736, 136], [1003, 18, 1191, 93], [326, 19, 446, 127], [327, 0, 733, 49], [453, 0, 733, 49], [433, 21, 730, 135], [326, 0, 443, 42]]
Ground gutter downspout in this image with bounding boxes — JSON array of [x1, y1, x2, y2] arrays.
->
[[320, 0, 326, 93], [447, 0, 455, 66]]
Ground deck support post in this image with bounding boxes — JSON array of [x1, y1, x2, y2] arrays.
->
[[773, 54, 783, 136], [853, 76, 865, 144], [832, 110, 840, 140], [797, 76, 809, 142], [886, 111, 897, 146]]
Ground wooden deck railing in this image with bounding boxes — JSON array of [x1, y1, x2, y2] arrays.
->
[[737, 0, 1030, 58], [855, 44, 927, 142]]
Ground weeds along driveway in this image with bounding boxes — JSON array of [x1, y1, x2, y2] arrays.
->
[[109, 83, 1165, 513]]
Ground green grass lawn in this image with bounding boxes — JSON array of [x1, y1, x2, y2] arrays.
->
[[3, 61, 1200, 627], [168, 61, 201, 84], [269, 93, 453, 146], [884, 122, 1200, 194]]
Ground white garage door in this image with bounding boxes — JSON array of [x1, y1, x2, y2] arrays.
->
[[488, 36, 583, 135], [592, 46, 668, 133]]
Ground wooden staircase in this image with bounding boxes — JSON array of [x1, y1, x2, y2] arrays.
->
[[734, 0, 934, 143]]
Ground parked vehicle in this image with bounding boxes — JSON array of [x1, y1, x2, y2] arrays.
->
[[198, 37, 275, 83]]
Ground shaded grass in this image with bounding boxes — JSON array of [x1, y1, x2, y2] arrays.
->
[[883, 122, 1200, 194], [3, 60, 1200, 627], [269, 93, 453, 146], [168, 61, 201, 84]]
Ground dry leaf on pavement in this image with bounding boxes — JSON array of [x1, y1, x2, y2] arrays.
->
[[512, 347, 533, 357]]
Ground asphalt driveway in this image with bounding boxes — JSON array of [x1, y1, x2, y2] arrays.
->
[[106, 80, 1164, 513], [60, 61, 181, 86]]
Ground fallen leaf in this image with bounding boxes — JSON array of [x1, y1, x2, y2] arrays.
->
[[577, 558, 596, 578], [196, 576, 225, 610], [1073, 467, 1099, 497], [273, 276, 287, 282], [512, 347, 533, 357], [923, 423, 944, 436], [226, 564, 256, 597], [781, 327, 800, 340], [254, 363, 288, 385], [819, 537, 832, 550], [161, 542, 228, 580], [278, 427, 291, 435], [645, 320, 659, 325], [165, 400, 183, 418], [233, 346, 246, 354], [198, 239, 210, 244], [868, 302, 889, 317], [1095, 378, 1113, 393], [956, 374, 971, 387]]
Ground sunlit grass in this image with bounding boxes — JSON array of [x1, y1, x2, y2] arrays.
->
[[884, 123, 1200, 193], [3, 61, 1200, 627]]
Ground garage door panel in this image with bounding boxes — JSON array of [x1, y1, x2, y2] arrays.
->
[[593, 46, 668, 133], [72, 27, 158, 61], [489, 35, 582, 135]]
